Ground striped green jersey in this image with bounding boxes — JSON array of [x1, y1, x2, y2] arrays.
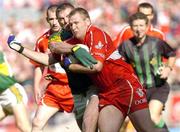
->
[[119, 36, 176, 88]]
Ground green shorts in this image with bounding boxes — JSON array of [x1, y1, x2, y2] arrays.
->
[[73, 85, 98, 119]]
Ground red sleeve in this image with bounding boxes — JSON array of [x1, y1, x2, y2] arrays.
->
[[120, 27, 134, 43], [86, 27, 113, 63]]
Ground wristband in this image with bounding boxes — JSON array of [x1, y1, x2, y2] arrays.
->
[[64, 57, 72, 69], [72, 45, 80, 52], [18, 46, 24, 53]]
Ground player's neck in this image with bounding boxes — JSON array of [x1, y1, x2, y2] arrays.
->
[[136, 35, 146, 47]]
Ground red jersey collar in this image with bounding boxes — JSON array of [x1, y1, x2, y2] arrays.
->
[[83, 24, 92, 43]]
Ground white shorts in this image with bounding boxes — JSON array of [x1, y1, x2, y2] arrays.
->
[[0, 83, 28, 113], [73, 85, 98, 119]]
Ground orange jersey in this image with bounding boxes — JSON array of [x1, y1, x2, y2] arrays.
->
[[30, 30, 50, 66], [113, 25, 165, 48], [31, 30, 68, 84]]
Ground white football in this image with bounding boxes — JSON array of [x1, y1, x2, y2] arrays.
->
[[77, 44, 89, 52]]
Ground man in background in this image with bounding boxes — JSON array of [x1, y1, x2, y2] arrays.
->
[[113, 2, 165, 48], [114, 2, 169, 131], [118, 12, 176, 132], [30, 5, 74, 132]]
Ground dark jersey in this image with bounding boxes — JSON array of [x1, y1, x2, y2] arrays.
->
[[65, 37, 93, 94], [118, 35, 176, 88], [66, 71, 92, 94], [33, 29, 91, 94]]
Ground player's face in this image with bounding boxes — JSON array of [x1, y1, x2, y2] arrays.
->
[[47, 11, 61, 32], [69, 13, 90, 40], [131, 19, 148, 39], [57, 8, 73, 29], [139, 7, 154, 23]]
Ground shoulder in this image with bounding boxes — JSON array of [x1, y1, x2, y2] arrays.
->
[[121, 25, 131, 33], [88, 25, 107, 34], [151, 27, 164, 35], [119, 25, 133, 40], [36, 30, 50, 44], [34, 30, 50, 51], [149, 26, 165, 40], [146, 35, 165, 46], [88, 25, 101, 33], [147, 35, 161, 41], [89, 25, 110, 38]]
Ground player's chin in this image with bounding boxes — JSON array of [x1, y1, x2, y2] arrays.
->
[[74, 34, 81, 40], [52, 27, 61, 32]]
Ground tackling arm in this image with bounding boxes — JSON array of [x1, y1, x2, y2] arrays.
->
[[49, 41, 74, 54], [68, 61, 103, 74]]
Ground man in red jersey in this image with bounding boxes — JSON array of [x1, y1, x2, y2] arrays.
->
[[49, 8, 163, 132], [55, 3, 99, 132], [113, 2, 165, 48], [7, 7, 163, 132]]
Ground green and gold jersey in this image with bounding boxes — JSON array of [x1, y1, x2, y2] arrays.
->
[[0, 52, 16, 92]]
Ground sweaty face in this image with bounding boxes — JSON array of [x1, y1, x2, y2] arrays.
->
[[131, 19, 148, 39], [57, 8, 73, 29], [69, 13, 90, 40], [47, 11, 60, 32], [139, 7, 154, 23]]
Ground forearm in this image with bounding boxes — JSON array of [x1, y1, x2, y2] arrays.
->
[[21, 48, 56, 66], [68, 64, 97, 74], [49, 41, 74, 54], [68, 61, 103, 74], [160, 56, 176, 79], [7, 35, 57, 65]]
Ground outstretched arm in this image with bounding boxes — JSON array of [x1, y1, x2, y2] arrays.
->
[[7, 34, 57, 66]]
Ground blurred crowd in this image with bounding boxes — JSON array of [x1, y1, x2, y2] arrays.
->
[[0, 0, 180, 131], [0, 0, 180, 116]]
